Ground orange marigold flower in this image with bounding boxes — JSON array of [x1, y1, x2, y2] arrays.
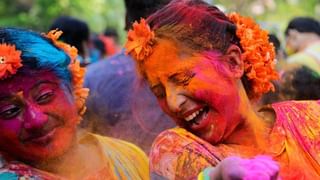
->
[[125, 18, 155, 61], [68, 58, 89, 115], [228, 13, 279, 99], [45, 29, 62, 42], [44, 29, 78, 62], [0, 44, 22, 79], [44, 30, 89, 115]]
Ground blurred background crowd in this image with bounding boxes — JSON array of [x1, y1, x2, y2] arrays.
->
[[1, 0, 319, 57], [1, 0, 320, 153], [1, 0, 319, 65]]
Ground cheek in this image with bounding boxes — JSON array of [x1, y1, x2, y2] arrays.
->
[[47, 93, 78, 124], [157, 98, 181, 124], [0, 119, 22, 146], [157, 99, 171, 116], [189, 68, 232, 97], [192, 78, 236, 107]]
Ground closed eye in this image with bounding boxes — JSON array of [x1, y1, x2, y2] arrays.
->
[[0, 104, 22, 120], [151, 84, 166, 98], [36, 90, 55, 105]]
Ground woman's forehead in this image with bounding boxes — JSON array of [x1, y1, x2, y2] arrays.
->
[[0, 70, 60, 94], [144, 39, 203, 78]]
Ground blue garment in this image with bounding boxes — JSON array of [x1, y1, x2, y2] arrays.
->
[[84, 51, 174, 152]]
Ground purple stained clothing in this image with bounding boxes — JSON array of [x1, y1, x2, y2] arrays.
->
[[83, 51, 174, 152]]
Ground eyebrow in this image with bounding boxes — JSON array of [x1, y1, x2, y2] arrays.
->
[[0, 80, 58, 101], [30, 80, 58, 91], [168, 72, 180, 80], [0, 95, 13, 102], [0, 94, 23, 103], [168, 70, 195, 81]]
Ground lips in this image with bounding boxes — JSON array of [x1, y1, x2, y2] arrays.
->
[[182, 105, 205, 121], [181, 105, 214, 131], [20, 118, 63, 145], [27, 128, 57, 145]]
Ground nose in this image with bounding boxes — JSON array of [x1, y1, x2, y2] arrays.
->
[[166, 82, 187, 113], [23, 104, 48, 130]]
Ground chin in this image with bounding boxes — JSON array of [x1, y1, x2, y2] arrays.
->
[[21, 132, 75, 163], [20, 141, 71, 163]]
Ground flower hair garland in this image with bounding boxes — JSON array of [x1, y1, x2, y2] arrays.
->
[[44, 30, 89, 115], [228, 13, 279, 99], [125, 18, 155, 61], [0, 44, 23, 79], [125, 15, 278, 99]]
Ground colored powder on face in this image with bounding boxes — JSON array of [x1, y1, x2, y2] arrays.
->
[[0, 69, 79, 163]]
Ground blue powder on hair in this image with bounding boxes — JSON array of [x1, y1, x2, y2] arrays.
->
[[0, 28, 72, 84]]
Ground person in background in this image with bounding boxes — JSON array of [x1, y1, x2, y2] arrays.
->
[[83, 0, 174, 153], [89, 34, 107, 62], [99, 28, 120, 56], [261, 65, 320, 104], [50, 16, 91, 66], [285, 17, 320, 74], [268, 33, 286, 70], [104, 28, 119, 43], [0, 28, 148, 179]]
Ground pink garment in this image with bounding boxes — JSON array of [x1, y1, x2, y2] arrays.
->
[[149, 100, 320, 179]]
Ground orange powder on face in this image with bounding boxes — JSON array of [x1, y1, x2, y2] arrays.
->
[[142, 39, 193, 85], [142, 39, 236, 96], [141, 38, 246, 145]]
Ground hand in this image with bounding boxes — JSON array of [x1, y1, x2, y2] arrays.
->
[[198, 155, 280, 180]]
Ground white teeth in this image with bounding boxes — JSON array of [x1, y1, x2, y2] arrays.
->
[[184, 108, 204, 122]]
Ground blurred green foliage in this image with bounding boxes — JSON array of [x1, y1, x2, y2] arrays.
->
[[1, 0, 319, 44], [214, 0, 320, 42], [0, 0, 126, 42]]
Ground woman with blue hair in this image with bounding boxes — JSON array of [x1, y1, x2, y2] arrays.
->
[[0, 28, 148, 179]]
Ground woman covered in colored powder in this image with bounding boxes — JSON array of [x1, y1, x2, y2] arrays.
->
[[125, 0, 320, 179], [0, 28, 148, 179]]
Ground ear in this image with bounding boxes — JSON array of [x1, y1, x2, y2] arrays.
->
[[225, 44, 243, 78]]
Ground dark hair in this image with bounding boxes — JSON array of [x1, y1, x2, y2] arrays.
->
[[50, 16, 89, 56], [103, 28, 119, 42], [124, 0, 172, 30], [290, 66, 320, 100], [92, 37, 106, 56], [140, 0, 264, 98], [268, 34, 280, 52], [147, 0, 240, 54], [262, 66, 320, 104], [285, 17, 320, 36], [0, 28, 71, 84]]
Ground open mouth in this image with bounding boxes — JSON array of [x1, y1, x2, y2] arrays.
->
[[183, 106, 210, 130]]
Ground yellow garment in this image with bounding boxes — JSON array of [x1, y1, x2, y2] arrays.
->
[[287, 42, 320, 74], [0, 132, 149, 180], [79, 132, 149, 180]]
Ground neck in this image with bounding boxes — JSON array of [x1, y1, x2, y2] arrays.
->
[[225, 82, 271, 149]]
